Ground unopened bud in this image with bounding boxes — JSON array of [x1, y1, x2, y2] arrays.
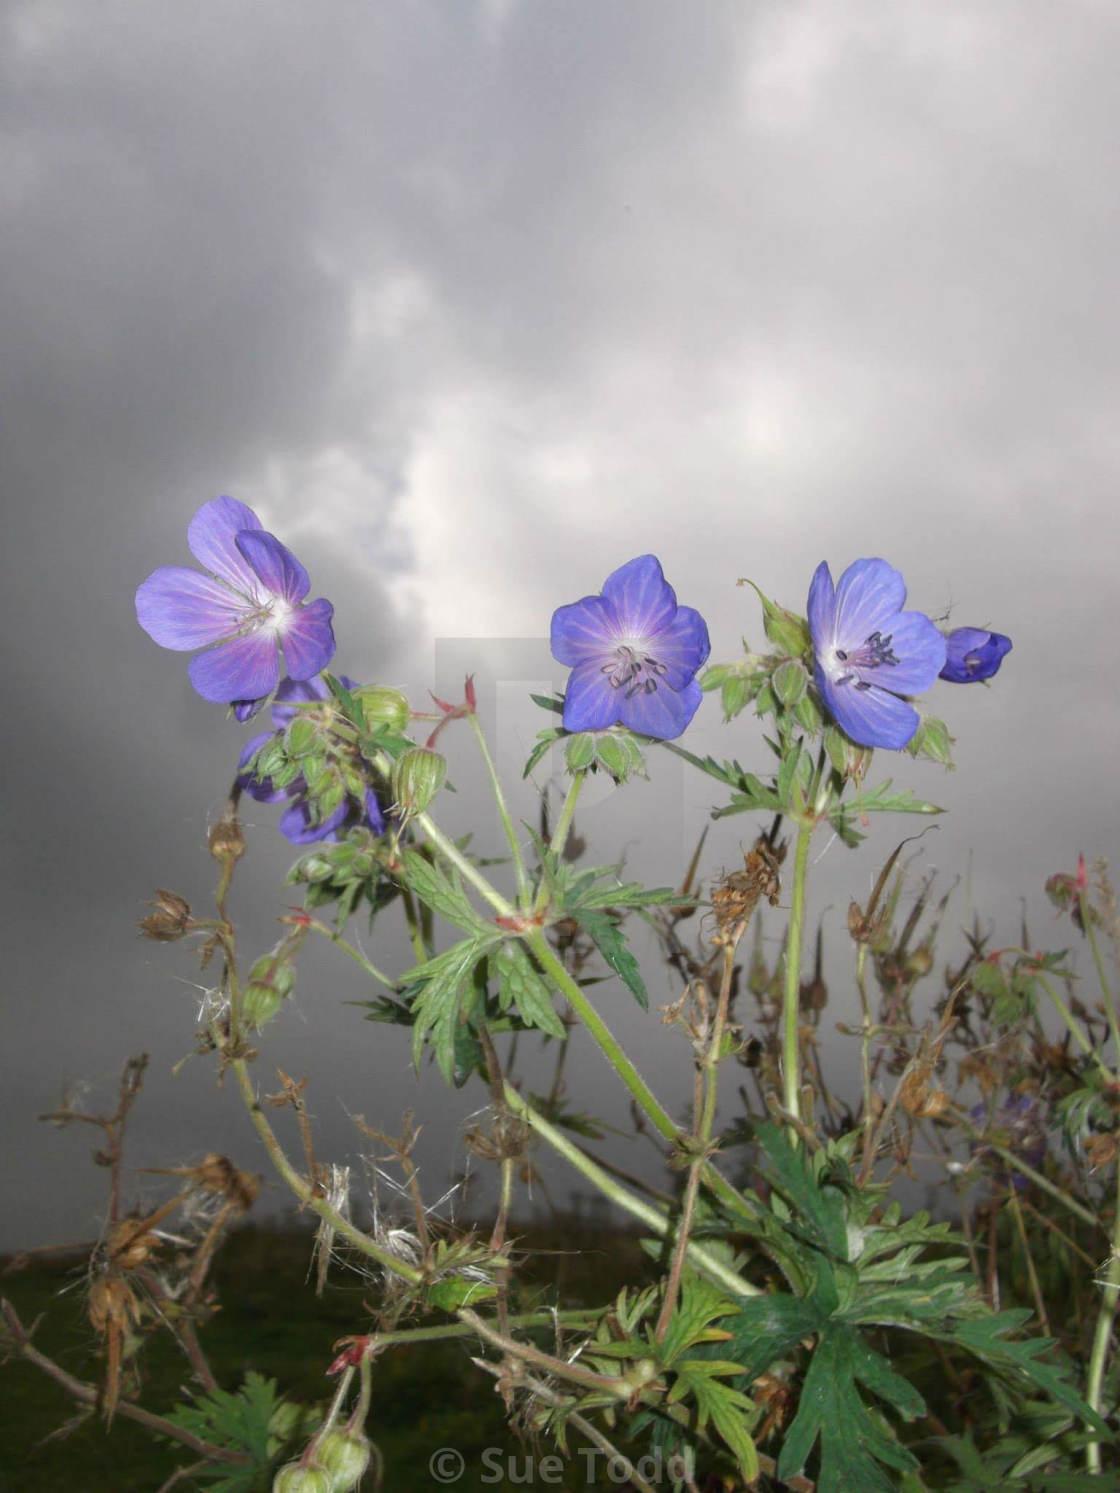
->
[[209, 805, 247, 866], [242, 951, 296, 1031], [824, 725, 872, 782], [317, 1429, 373, 1489], [138, 889, 192, 942], [391, 747, 447, 817], [771, 658, 808, 707], [354, 685, 411, 734], [594, 730, 646, 783], [272, 1464, 333, 1493]]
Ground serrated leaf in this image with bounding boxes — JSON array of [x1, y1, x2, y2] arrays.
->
[[400, 849, 484, 932], [578, 908, 648, 1010], [777, 1323, 921, 1492], [493, 941, 567, 1039], [162, 1372, 312, 1491], [404, 936, 497, 1081]]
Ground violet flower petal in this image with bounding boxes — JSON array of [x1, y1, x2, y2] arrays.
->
[[279, 597, 336, 680], [644, 605, 711, 690], [831, 557, 906, 642], [816, 670, 920, 750], [940, 628, 1012, 683], [135, 566, 246, 649], [187, 497, 263, 592], [561, 662, 625, 732], [619, 676, 703, 739], [550, 596, 616, 666], [599, 554, 678, 638], [235, 529, 311, 606], [189, 630, 281, 704]]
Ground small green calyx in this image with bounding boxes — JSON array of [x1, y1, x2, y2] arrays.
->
[[391, 746, 448, 819], [242, 951, 296, 1031], [563, 729, 647, 783], [737, 577, 811, 658], [352, 684, 411, 734], [272, 1463, 333, 1493], [316, 1428, 373, 1488]]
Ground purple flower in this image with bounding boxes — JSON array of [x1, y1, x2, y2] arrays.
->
[[939, 627, 1012, 684], [238, 676, 387, 845], [135, 497, 335, 706], [550, 555, 710, 740], [808, 558, 946, 750]]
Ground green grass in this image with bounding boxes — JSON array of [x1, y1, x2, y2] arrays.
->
[[1, 1219, 652, 1492]]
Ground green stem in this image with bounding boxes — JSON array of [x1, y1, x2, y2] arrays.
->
[[526, 927, 752, 1219], [955, 1112, 1099, 1229], [469, 712, 530, 908], [1086, 1157, 1120, 1472], [305, 919, 397, 991], [526, 929, 677, 1144], [532, 771, 585, 916], [1005, 953, 1115, 1077], [415, 810, 516, 918], [398, 884, 431, 965], [782, 821, 814, 1124], [504, 1082, 760, 1298], [229, 1058, 423, 1286], [355, 1308, 603, 1353]]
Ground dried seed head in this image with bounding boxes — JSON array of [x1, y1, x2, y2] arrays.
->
[[712, 834, 785, 934], [138, 889, 193, 941]]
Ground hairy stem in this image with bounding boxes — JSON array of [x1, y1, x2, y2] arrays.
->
[[504, 1082, 760, 1298], [1086, 1157, 1120, 1472], [781, 821, 814, 1125], [229, 1057, 422, 1285], [469, 711, 531, 908]]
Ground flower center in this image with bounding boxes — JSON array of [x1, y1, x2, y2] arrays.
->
[[242, 595, 295, 637], [833, 629, 899, 690], [602, 643, 668, 698]]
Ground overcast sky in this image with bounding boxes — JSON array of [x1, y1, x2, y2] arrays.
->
[[3, 1, 1119, 1251]]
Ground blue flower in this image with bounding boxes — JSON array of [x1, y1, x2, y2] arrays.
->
[[238, 676, 387, 845], [808, 558, 946, 750], [550, 555, 710, 740], [136, 496, 335, 706], [939, 627, 1012, 683]]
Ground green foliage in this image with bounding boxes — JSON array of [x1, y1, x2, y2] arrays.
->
[[699, 1124, 1108, 1490], [162, 1372, 316, 1492]]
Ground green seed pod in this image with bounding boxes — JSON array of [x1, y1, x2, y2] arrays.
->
[[272, 1463, 333, 1493], [242, 952, 296, 1031], [391, 748, 447, 817], [771, 658, 808, 707], [316, 1429, 373, 1489], [354, 685, 411, 734]]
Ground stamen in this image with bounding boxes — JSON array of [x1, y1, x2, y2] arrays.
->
[[605, 644, 665, 696]]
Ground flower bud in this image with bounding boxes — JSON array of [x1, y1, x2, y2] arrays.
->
[[391, 747, 447, 817], [316, 1429, 373, 1489], [594, 731, 646, 783], [138, 889, 192, 942], [771, 658, 808, 707], [354, 685, 411, 734], [272, 1464, 333, 1493], [242, 951, 296, 1030]]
